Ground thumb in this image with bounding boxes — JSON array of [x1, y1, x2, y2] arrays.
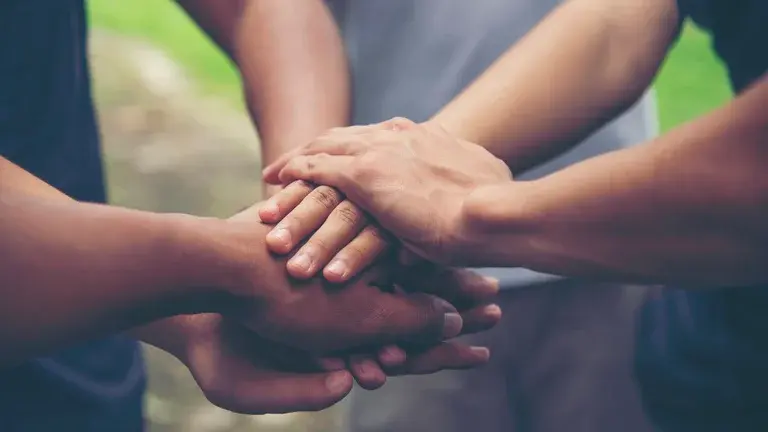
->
[[354, 293, 463, 348], [219, 370, 354, 415]]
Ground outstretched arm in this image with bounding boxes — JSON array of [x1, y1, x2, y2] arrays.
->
[[462, 74, 768, 286], [0, 157, 227, 364], [432, 0, 679, 172]]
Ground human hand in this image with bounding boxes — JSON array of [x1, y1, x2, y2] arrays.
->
[[158, 311, 496, 414], [219, 203, 496, 355], [344, 265, 502, 390], [259, 180, 392, 282], [261, 118, 512, 266]]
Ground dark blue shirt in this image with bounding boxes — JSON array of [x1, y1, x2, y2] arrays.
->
[[0, 1, 145, 430], [636, 1, 768, 430]]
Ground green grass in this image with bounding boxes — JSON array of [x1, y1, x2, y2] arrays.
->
[[88, 0, 243, 105], [654, 24, 732, 130], [88, 0, 733, 131]]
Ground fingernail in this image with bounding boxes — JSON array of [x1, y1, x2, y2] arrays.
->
[[483, 277, 500, 290], [358, 359, 378, 376], [260, 201, 279, 217], [268, 228, 291, 245], [289, 251, 313, 272], [484, 304, 502, 317], [443, 313, 463, 338], [380, 346, 406, 365], [470, 346, 490, 360], [325, 260, 347, 279], [325, 371, 351, 393]]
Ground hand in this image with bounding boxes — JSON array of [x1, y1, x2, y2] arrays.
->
[[261, 118, 513, 265], [175, 314, 353, 414], [220, 203, 498, 355], [158, 312, 497, 414], [345, 265, 502, 390], [259, 180, 392, 282]]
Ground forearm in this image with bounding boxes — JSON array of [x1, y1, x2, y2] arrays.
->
[[243, 0, 348, 165], [0, 192, 232, 364], [179, 0, 349, 196], [432, 0, 678, 173], [462, 77, 768, 286]]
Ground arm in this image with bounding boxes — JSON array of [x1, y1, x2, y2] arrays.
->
[[251, 0, 681, 279], [432, 0, 680, 173], [0, 157, 459, 364], [177, 0, 350, 194], [0, 158, 230, 364], [463, 75, 768, 286]]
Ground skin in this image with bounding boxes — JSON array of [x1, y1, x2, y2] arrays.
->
[[2, 0, 503, 415], [0, 154, 501, 410], [261, 0, 768, 286], [187, 0, 352, 197], [258, 0, 678, 282]]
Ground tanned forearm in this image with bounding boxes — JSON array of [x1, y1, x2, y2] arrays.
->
[[178, 0, 349, 191], [0, 158, 234, 364], [462, 75, 768, 287], [432, 0, 679, 173]]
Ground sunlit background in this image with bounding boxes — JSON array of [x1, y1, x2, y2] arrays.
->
[[86, 1, 733, 430]]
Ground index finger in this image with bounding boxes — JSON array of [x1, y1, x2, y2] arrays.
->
[[262, 125, 377, 183]]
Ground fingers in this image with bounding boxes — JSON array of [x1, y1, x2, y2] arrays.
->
[[262, 124, 383, 183], [259, 180, 314, 224], [323, 224, 392, 283], [348, 354, 387, 391], [265, 185, 343, 255], [223, 370, 354, 415], [399, 266, 500, 309], [355, 293, 463, 348], [459, 304, 502, 335], [377, 344, 408, 368], [287, 200, 374, 280], [278, 154, 355, 187], [386, 342, 490, 376]]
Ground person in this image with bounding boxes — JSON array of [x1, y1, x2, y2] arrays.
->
[[253, 1, 658, 430], [263, 0, 768, 429], [0, 1, 500, 430]]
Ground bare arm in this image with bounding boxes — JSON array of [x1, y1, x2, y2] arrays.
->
[[462, 75, 768, 286], [0, 158, 232, 364], [177, 0, 349, 195], [432, 0, 679, 173]]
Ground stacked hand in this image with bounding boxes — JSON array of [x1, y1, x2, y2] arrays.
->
[[260, 117, 513, 279], [211, 117, 512, 410], [153, 196, 502, 415]]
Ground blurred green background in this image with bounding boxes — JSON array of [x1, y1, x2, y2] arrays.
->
[[88, 0, 733, 132]]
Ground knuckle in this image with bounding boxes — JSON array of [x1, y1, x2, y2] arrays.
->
[[388, 117, 416, 130], [365, 225, 390, 243], [339, 242, 366, 263], [309, 186, 342, 209], [292, 179, 315, 191], [305, 236, 332, 254], [334, 203, 365, 226]]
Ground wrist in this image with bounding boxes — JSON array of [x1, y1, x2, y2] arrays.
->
[[458, 181, 541, 267], [161, 214, 245, 315]]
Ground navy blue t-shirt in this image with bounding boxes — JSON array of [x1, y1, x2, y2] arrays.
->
[[636, 1, 768, 430], [0, 1, 145, 431]]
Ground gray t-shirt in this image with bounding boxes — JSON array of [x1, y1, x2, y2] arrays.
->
[[328, 0, 659, 288]]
